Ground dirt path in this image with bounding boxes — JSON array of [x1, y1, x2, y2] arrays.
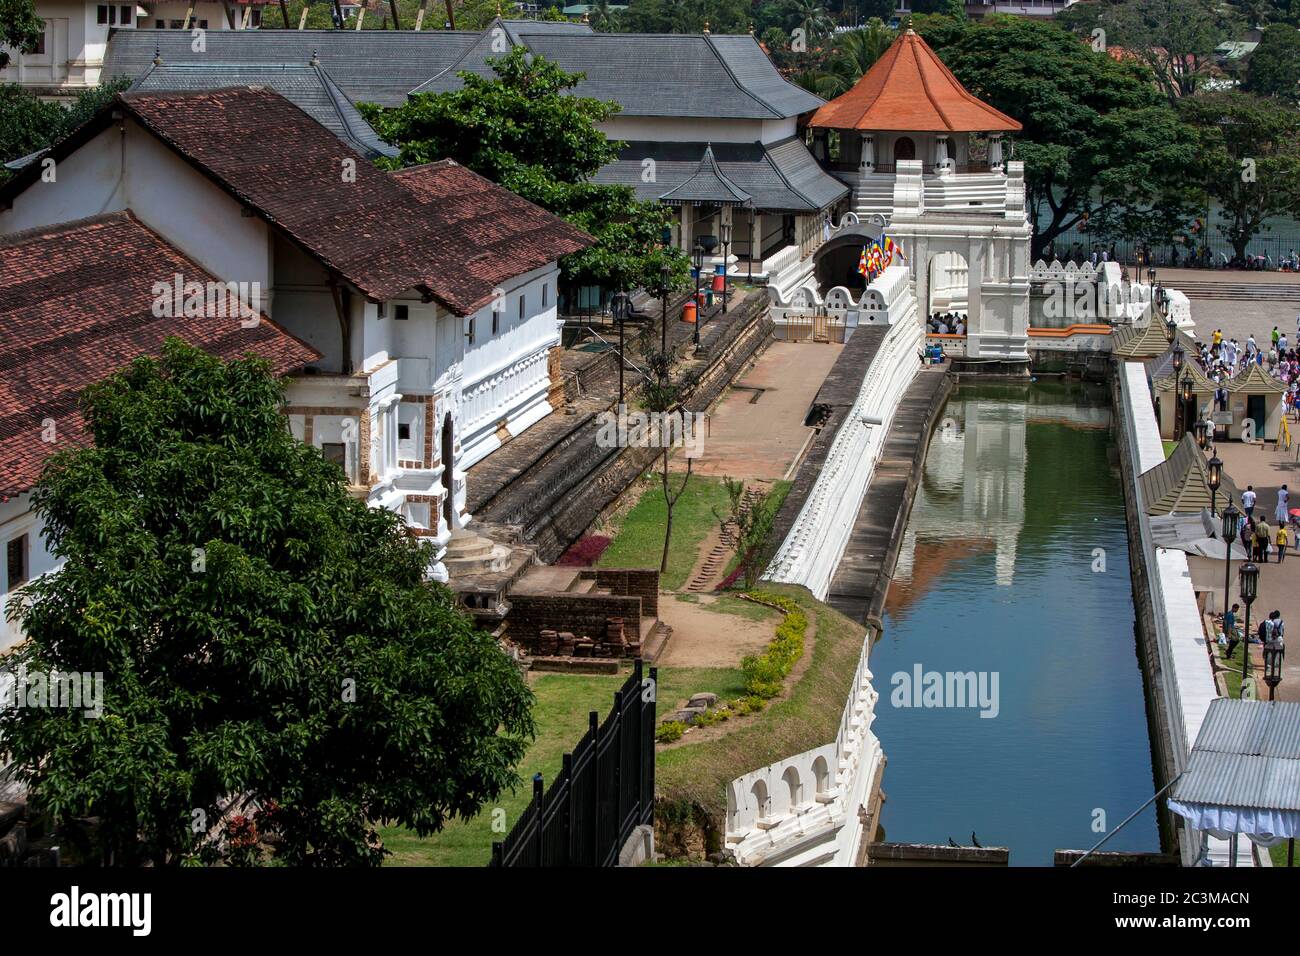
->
[[656, 594, 774, 668]]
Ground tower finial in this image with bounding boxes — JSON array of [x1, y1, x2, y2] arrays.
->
[[309, 49, 320, 66], [152, 45, 162, 66], [703, 20, 710, 33]]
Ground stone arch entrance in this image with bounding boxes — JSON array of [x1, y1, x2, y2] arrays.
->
[[813, 229, 884, 294], [893, 136, 916, 163], [927, 251, 969, 323]]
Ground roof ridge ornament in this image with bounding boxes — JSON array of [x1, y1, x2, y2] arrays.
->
[[152, 45, 162, 66]]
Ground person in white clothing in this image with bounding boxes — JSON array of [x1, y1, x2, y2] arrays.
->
[[1277, 484, 1291, 525], [1243, 485, 1258, 517]]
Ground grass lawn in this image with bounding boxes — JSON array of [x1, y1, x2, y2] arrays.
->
[[675, 591, 781, 623], [379, 662, 745, 866], [1163, 440, 1178, 458], [656, 583, 868, 818], [597, 474, 733, 590]]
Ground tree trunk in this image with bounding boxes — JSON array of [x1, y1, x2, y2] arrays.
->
[[660, 450, 672, 574]]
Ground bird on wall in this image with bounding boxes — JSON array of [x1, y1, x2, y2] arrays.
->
[[971, 832, 982, 848]]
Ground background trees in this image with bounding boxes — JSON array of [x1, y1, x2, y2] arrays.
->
[[1243, 24, 1300, 98], [1, 340, 534, 866], [0, 0, 43, 69]]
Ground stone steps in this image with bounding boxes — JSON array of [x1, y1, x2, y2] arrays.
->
[[1174, 281, 1300, 301]]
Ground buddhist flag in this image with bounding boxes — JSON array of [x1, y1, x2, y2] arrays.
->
[[858, 246, 868, 277], [882, 236, 897, 267]]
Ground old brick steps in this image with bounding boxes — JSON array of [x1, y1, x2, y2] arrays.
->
[[685, 486, 763, 592]]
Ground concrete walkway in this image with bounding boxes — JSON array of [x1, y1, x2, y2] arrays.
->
[[1212, 439, 1300, 701]]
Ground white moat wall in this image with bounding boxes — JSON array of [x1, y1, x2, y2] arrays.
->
[[723, 267, 919, 867], [764, 265, 923, 600]]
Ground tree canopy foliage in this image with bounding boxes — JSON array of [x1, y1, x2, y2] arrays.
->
[[1, 340, 534, 866]]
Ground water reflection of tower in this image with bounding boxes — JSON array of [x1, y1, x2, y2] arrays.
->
[[895, 398, 1028, 590]]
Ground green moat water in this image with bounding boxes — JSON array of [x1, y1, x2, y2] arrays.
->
[[871, 380, 1159, 865]]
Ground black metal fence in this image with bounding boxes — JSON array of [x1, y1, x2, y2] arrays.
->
[[1044, 229, 1300, 270], [489, 660, 656, 867]]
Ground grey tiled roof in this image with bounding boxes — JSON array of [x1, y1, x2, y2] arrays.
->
[[659, 144, 750, 205], [412, 26, 824, 119], [128, 61, 398, 159], [592, 138, 848, 212], [103, 27, 483, 107]]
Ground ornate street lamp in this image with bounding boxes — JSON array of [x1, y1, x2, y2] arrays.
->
[[692, 242, 705, 348], [1196, 417, 1210, 451], [1165, 315, 1178, 344], [1148, 266, 1157, 285], [1207, 450, 1222, 514], [1172, 340, 1184, 372], [719, 222, 732, 315], [610, 290, 631, 407], [1222, 502, 1242, 629], [1264, 640, 1285, 702], [1239, 562, 1260, 699]]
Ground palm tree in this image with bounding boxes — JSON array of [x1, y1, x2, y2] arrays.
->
[[829, 19, 895, 86], [787, 0, 836, 48]]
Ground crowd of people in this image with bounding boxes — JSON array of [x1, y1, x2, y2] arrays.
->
[[927, 311, 966, 336], [1195, 319, 1300, 418], [1041, 241, 1300, 272]]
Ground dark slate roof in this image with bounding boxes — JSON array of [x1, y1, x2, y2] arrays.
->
[[0, 211, 320, 501], [103, 27, 483, 107], [592, 137, 848, 212], [128, 61, 398, 160], [0, 88, 591, 313], [659, 144, 751, 205], [412, 25, 824, 119]]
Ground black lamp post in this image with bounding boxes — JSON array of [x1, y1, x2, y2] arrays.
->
[[611, 290, 631, 407], [1195, 417, 1210, 451], [659, 262, 670, 360], [1264, 639, 1284, 702], [1178, 371, 1194, 441], [1148, 266, 1157, 286], [1223, 503, 1242, 635], [1239, 561, 1259, 699], [1166, 315, 1178, 344], [1172, 339, 1184, 372], [1207, 450, 1222, 514], [719, 222, 732, 314], [692, 242, 704, 348]]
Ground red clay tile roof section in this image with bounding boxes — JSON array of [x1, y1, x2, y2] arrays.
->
[[0, 211, 320, 501], [391, 161, 591, 294], [808, 30, 1021, 133], [117, 88, 592, 315]]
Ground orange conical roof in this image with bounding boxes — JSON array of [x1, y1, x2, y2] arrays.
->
[[809, 29, 1021, 133]]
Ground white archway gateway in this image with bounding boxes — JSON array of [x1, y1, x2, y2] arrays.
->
[[807, 29, 1032, 365]]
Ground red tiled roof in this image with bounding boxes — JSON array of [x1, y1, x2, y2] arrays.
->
[[809, 30, 1021, 133], [115, 88, 592, 314], [0, 211, 320, 501]]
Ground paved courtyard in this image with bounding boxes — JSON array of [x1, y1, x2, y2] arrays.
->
[[692, 340, 843, 481], [1161, 267, 1300, 346]]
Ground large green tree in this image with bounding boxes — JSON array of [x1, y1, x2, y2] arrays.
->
[[365, 48, 686, 294], [0, 340, 534, 866], [0, 77, 130, 180], [0, 0, 44, 69], [1244, 23, 1300, 98], [1180, 91, 1300, 259], [917, 14, 1200, 258], [1100, 0, 1237, 103]]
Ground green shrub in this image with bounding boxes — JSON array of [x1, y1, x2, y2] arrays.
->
[[656, 721, 687, 743], [740, 592, 808, 698]]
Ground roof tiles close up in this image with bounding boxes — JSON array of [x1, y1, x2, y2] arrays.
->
[[0, 211, 320, 500]]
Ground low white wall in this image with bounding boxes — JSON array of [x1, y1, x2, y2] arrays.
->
[[1117, 360, 1248, 866], [764, 271, 922, 599], [725, 625, 883, 866]]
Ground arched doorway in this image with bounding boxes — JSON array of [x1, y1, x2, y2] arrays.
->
[[893, 137, 916, 164], [441, 412, 455, 530], [927, 252, 969, 333]]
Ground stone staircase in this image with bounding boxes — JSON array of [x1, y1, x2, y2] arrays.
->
[[685, 486, 764, 592], [1173, 280, 1300, 301]]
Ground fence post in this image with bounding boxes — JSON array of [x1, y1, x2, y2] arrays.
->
[[631, 659, 644, 829], [647, 665, 658, 825], [532, 773, 544, 868], [588, 710, 600, 865], [562, 751, 575, 866], [612, 687, 624, 860]]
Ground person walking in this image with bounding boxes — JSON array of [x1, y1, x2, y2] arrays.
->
[[1277, 521, 1289, 563], [1243, 485, 1258, 517], [1277, 484, 1291, 524], [1256, 517, 1273, 562], [1224, 602, 1242, 655]]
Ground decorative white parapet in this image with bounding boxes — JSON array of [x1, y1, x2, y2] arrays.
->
[[1117, 360, 1248, 866], [764, 266, 922, 599], [725, 628, 883, 866]]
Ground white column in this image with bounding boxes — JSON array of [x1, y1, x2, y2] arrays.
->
[[859, 133, 874, 174], [935, 135, 951, 174], [680, 204, 691, 253], [989, 134, 1003, 173]]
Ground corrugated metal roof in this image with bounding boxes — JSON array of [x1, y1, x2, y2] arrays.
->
[[1172, 699, 1300, 810]]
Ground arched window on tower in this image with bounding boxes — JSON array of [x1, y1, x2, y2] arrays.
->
[[893, 136, 916, 163]]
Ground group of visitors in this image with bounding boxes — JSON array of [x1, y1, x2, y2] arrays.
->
[[1222, 604, 1286, 660], [1194, 321, 1300, 415], [1238, 483, 1291, 563], [927, 311, 966, 336]]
